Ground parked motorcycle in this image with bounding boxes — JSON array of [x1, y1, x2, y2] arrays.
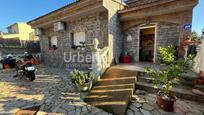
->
[[0, 54, 16, 69], [15, 61, 36, 81]]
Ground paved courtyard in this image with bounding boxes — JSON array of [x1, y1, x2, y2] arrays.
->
[[0, 65, 110, 115], [0, 65, 204, 115], [127, 93, 204, 115]]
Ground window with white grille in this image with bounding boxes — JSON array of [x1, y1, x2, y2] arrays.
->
[[73, 32, 85, 46], [49, 36, 58, 50]]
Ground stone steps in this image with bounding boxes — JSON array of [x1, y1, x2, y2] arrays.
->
[[136, 81, 204, 103], [195, 85, 204, 92], [84, 68, 138, 115], [138, 75, 193, 90]]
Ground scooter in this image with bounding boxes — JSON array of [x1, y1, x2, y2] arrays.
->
[[15, 61, 36, 81]]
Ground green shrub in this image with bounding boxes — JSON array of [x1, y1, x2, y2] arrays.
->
[[145, 46, 194, 95]]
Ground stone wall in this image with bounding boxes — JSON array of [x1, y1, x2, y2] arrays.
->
[[123, 26, 139, 62], [40, 12, 108, 68], [199, 39, 204, 71], [103, 0, 125, 63], [155, 22, 180, 62], [123, 22, 180, 63]]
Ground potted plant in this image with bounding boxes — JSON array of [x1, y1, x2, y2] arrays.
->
[[70, 69, 94, 91], [182, 31, 201, 46], [120, 51, 132, 63], [196, 71, 204, 85], [145, 46, 193, 112]]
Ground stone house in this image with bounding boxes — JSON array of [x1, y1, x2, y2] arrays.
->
[[28, 0, 198, 68]]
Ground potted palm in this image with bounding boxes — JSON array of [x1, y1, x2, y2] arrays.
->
[[71, 69, 94, 92], [145, 46, 193, 112]]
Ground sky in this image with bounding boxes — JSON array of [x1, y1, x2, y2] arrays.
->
[[0, 0, 203, 34]]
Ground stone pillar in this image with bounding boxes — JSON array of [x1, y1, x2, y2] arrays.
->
[[193, 45, 201, 73], [200, 39, 204, 71]]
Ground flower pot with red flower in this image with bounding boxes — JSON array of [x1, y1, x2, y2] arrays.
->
[[196, 71, 204, 85]]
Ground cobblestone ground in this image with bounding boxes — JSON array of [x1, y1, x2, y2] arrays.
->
[[1, 66, 204, 115], [127, 93, 204, 115], [0, 65, 111, 115]]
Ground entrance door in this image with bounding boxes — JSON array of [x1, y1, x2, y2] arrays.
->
[[139, 27, 155, 62]]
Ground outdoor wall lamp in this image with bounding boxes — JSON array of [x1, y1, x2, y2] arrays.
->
[[127, 34, 132, 42]]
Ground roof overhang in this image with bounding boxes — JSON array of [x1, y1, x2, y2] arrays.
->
[[28, 0, 106, 28], [119, 0, 198, 22]]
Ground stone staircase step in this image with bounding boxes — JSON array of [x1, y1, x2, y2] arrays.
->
[[138, 76, 154, 83], [85, 68, 138, 115], [136, 82, 204, 103], [92, 84, 135, 90], [98, 77, 137, 86], [85, 90, 132, 103], [137, 76, 193, 89], [195, 85, 204, 92]]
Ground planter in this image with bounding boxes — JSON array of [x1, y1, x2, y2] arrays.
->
[[3, 64, 10, 69], [182, 40, 195, 46], [156, 92, 176, 112], [120, 55, 131, 63], [76, 81, 92, 92], [196, 78, 204, 85]]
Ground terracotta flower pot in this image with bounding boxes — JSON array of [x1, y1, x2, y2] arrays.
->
[[3, 64, 10, 69], [156, 92, 176, 112], [182, 40, 196, 46], [196, 78, 204, 85]]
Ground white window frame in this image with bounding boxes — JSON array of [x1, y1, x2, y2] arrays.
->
[[74, 32, 85, 46], [51, 36, 58, 46]]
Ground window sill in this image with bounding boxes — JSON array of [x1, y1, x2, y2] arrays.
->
[[49, 48, 58, 51]]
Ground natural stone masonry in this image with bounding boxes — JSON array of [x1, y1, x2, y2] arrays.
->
[[123, 22, 180, 63], [124, 26, 139, 62], [103, 0, 125, 63], [40, 12, 108, 68], [155, 22, 180, 62]]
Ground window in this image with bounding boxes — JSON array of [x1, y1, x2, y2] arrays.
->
[[73, 32, 86, 46], [49, 36, 58, 50]]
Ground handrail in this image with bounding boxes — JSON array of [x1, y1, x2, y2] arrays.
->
[[100, 47, 109, 58], [99, 47, 110, 73]]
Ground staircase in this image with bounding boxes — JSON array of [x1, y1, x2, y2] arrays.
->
[[136, 71, 204, 103], [84, 67, 138, 115]]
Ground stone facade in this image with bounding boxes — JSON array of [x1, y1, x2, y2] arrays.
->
[[28, 0, 197, 67], [155, 22, 180, 62], [123, 22, 180, 63], [40, 12, 108, 68], [123, 26, 139, 62]]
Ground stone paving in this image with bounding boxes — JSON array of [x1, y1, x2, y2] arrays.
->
[[1, 66, 204, 115], [0, 65, 110, 115], [126, 92, 204, 115]]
